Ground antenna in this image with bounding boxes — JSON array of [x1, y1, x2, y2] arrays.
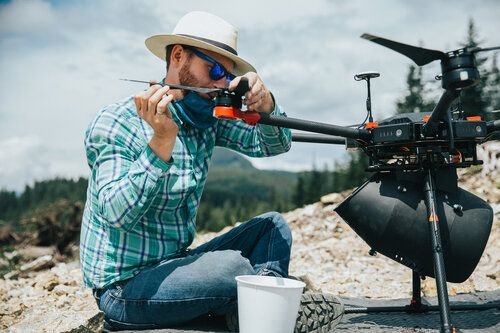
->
[[354, 71, 380, 123]]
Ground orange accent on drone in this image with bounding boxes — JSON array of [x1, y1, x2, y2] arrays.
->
[[428, 213, 439, 222], [365, 122, 379, 129]]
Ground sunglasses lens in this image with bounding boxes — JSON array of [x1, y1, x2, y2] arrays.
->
[[209, 64, 226, 81]]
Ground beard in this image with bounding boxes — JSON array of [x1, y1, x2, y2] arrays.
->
[[178, 60, 212, 100], [179, 60, 199, 87]]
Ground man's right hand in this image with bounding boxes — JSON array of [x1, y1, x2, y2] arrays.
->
[[134, 84, 178, 162]]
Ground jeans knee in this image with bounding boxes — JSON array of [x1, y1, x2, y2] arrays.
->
[[220, 250, 255, 276], [261, 211, 292, 245]]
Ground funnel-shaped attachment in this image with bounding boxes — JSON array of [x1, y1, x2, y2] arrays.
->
[[335, 172, 493, 283]]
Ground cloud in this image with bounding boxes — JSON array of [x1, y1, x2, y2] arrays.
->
[[0, 136, 88, 191], [0, 0, 56, 34], [0, 0, 499, 190]]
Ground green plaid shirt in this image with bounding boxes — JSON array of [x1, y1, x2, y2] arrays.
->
[[80, 95, 291, 289]]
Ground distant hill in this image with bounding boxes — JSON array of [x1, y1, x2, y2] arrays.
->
[[0, 148, 299, 233], [210, 147, 255, 169], [197, 148, 298, 231]]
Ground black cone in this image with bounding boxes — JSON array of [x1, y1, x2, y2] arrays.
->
[[335, 172, 493, 283]]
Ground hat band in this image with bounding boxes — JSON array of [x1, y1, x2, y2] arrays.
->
[[178, 34, 238, 55]]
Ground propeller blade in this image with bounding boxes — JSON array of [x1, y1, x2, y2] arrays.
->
[[472, 46, 500, 53], [361, 33, 446, 66], [119, 79, 222, 94]]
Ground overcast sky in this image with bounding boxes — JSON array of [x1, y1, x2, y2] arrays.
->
[[0, 0, 499, 191]]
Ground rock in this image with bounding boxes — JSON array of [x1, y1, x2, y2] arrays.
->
[[7, 310, 104, 333], [52, 284, 76, 296], [3, 270, 19, 279], [320, 193, 344, 204], [0, 257, 9, 269], [33, 272, 59, 291], [19, 255, 54, 274], [4, 250, 20, 261], [18, 246, 55, 260]]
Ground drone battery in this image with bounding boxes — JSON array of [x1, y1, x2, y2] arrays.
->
[[372, 123, 413, 143], [452, 120, 487, 139]]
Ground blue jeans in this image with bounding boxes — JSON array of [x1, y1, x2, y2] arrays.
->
[[93, 211, 292, 330]]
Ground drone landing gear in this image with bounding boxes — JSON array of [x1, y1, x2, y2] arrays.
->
[[344, 169, 498, 333]]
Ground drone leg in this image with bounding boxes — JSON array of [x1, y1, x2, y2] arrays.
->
[[410, 270, 423, 310], [423, 169, 455, 333]]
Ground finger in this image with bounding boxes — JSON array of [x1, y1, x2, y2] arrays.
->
[[244, 72, 258, 89], [246, 96, 263, 111], [227, 76, 241, 91], [135, 84, 162, 117], [146, 85, 171, 121], [156, 94, 174, 117], [248, 80, 263, 99], [245, 81, 266, 106]]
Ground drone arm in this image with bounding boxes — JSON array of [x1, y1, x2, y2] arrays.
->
[[257, 112, 371, 141], [423, 89, 461, 137], [292, 132, 346, 145], [487, 119, 500, 133]]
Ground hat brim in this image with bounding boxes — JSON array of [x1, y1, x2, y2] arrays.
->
[[145, 34, 256, 76]]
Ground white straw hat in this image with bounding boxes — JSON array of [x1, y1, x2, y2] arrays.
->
[[145, 11, 256, 75]]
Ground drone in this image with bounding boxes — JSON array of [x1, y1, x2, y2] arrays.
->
[[124, 34, 500, 333]]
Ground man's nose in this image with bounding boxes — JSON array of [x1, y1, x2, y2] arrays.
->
[[212, 77, 228, 89]]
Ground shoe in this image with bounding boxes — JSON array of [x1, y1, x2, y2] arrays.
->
[[225, 292, 344, 332], [295, 292, 344, 333]]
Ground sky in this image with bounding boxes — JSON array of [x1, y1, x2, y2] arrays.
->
[[0, 0, 499, 191]]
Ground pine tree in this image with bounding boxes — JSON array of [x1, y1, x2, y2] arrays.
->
[[458, 19, 490, 120], [396, 64, 434, 114], [293, 174, 306, 206], [485, 53, 500, 120]]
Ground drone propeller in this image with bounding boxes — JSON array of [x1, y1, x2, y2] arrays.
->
[[120, 78, 251, 97], [468, 45, 500, 54], [361, 33, 446, 66], [120, 79, 223, 94], [362, 33, 500, 90]]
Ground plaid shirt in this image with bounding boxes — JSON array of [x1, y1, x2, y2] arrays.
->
[[80, 95, 291, 289]]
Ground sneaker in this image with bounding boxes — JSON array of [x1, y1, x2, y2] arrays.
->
[[225, 292, 344, 332], [295, 292, 344, 333]]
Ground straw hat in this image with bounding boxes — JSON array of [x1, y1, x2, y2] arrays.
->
[[145, 11, 256, 75]]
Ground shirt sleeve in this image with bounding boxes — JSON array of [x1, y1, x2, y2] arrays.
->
[[215, 103, 292, 157], [85, 107, 172, 231]]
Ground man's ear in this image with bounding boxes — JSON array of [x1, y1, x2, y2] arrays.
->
[[170, 45, 188, 67]]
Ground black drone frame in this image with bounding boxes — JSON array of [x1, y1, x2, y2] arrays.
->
[[244, 79, 498, 333], [212, 34, 500, 333]]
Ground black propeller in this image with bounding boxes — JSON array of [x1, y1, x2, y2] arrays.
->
[[120, 79, 222, 94], [361, 33, 446, 66], [120, 77, 251, 96], [361, 33, 500, 90], [467, 46, 500, 54]]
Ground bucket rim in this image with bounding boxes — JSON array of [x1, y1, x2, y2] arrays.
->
[[235, 275, 306, 289]]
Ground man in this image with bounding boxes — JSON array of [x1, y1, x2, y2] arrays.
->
[[80, 11, 343, 331]]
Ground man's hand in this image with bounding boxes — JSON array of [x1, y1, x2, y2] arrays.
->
[[134, 84, 178, 162], [228, 72, 275, 113]]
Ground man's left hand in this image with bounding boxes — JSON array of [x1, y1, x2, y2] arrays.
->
[[228, 72, 275, 113]]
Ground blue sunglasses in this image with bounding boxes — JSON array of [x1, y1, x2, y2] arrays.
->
[[186, 47, 235, 81]]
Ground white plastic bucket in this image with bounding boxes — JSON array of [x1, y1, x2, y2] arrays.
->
[[235, 275, 305, 333]]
